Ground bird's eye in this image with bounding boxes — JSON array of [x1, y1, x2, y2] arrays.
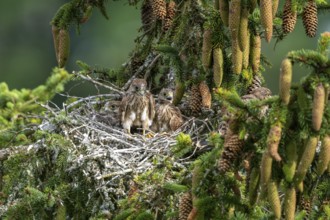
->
[[135, 86, 139, 90], [163, 93, 167, 96]]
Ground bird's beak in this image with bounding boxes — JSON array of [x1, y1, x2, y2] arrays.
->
[[166, 96, 173, 102]]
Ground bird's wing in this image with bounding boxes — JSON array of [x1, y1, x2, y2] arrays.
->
[[170, 114, 184, 131], [147, 92, 156, 120], [119, 95, 129, 123]]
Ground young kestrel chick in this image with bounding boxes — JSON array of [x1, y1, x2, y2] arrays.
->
[[120, 78, 155, 135], [154, 88, 183, 132]]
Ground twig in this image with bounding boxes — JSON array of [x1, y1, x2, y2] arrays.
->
[[74, 71, 124, 95]]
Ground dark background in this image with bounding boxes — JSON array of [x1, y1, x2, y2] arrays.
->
[[0, 0, 329, 98]]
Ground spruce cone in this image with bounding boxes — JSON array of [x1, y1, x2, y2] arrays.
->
[[248, 167, 260, 206], [272, 0, 279, 18], [179, 192, 193, 220], [300, 196, 312, 217], [219, 0, 229, 26], [213, 47, 224, 87], [151, 0, 167, 20], [312, 83, 325, 131], [284, 187, 296, 220], [267, 181, 281, 219], [294, 136, 318, 187], [282, 0, 297, 34], [52, 25, 60, 62], [260, 0, 273, 42], [250, 34, 261, 73], [218, 129, 244, 174], [239, 6, 249, 52], [228, 0, 241, 40], [247, 74, 262, 94], [163, 1, 176, 31], [199, 81, 212, 109], [202, 28, 213, 70], [141, 0, 154, 32], [131, 56, 144, 74], [279, 58, 293, 105], [260, 151, 273, 194], [232, 37, 243, 74], [188, 84, 202, 116], [303, 0, 318, 38], [242, 31, 250, 69], [58, 29, 70, 68], [316, 135, 330, 175], [267, 123, 282, 162]]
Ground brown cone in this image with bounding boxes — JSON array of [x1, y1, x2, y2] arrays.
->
[[141, 0, 154, 32], [300, 196, 312, 217], [282, 0, 297, 34], [163, 1, 176, 31], [151, 0, 167, 20], [188, 84, 202, 116], [199, 81, 212, 109], [218, 129, 244, 174], [179, 192, 193, 220], [303, 0, 318, 38]]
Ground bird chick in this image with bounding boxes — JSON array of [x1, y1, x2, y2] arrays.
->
[[153, 88, 184, 132], [120, 78, 155, 135]]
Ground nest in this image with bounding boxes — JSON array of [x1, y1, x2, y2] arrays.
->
[[0, 85, 214, 215]]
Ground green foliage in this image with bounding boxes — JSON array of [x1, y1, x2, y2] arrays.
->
[[172, 133, 193, 158], [163, 182, 188, 193]]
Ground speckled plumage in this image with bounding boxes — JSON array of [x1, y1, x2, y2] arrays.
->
[[154, 88, 183, 132], [120, 78, 155, 134]]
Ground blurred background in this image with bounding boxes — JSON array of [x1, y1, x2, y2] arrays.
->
[[0, 0, 329, 99]]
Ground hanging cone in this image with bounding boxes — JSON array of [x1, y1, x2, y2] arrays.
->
[[218, 129, 244, 174], [242, 31, 250, 69], [293, 136, 318, 187], [302, 0, 318, 38], [267, 181, 281, 219], [316, 135, 330, 175], [179, 192, 193, 220], [232, 38, 243, 74], [282, 0, 297, 34], [248, 167, 260, 206], [202, 28, 213, 71], [312, 83, 325, 131], [199, 81, 212, 109], [272, 0, 279, 18], [260, 0, 273, 42], [260, 151, 273, 194], [141, 0, 154, 32], [300, 196, 312, 218], [151, 0, 167, 20], [267, 123, 282, 162], [250, 34, 261, 73], [238, 6, 249, 52], [279, 58, 292, 105], [163, 1, 176, 31], [52, 25, 60, 62], [188, 84, 202, 116], [219, 0, 229, 26], [284, 187, 296, 220], [213, 47, 224, 87], [58, 29, 70, 68], [228, 0, 241, 40]]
